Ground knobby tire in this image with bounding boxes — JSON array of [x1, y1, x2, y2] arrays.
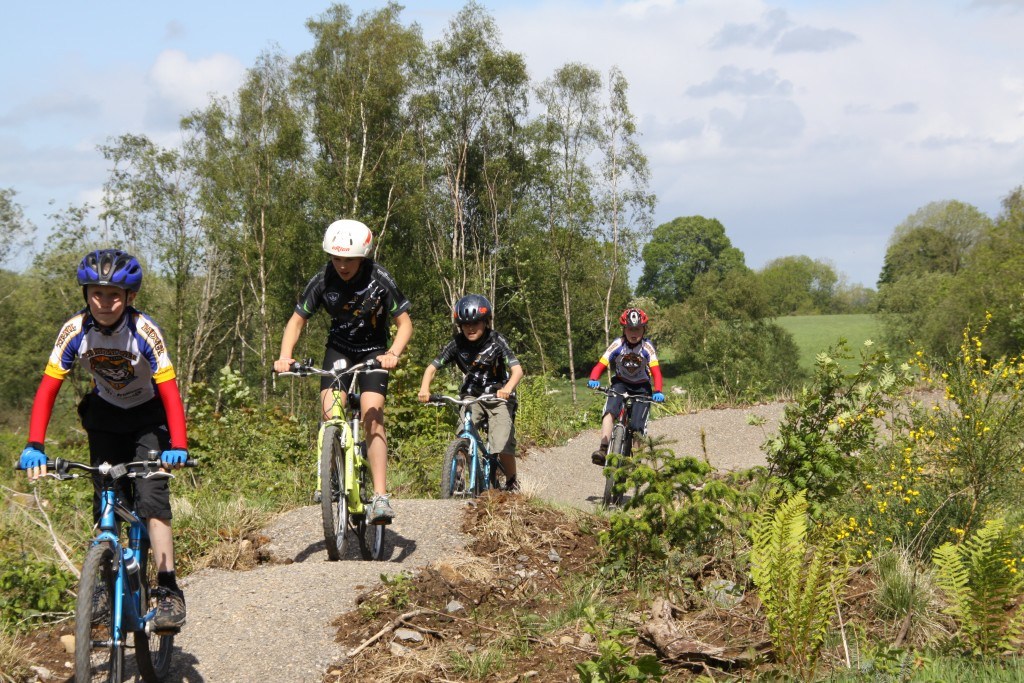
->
[[603, 424, 627, 507], [75, 543, 123, 683], [134, 539, 174, 682], [320, 425, 348, 561], [441, 439, 471, 498], [356, 442, 386, 560]]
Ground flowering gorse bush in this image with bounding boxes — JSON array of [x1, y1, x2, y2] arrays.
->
[[848, 315, 1024, 561], [763, 340, 913, 516]]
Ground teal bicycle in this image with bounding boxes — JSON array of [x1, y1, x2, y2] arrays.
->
[[275, 358, 387, 561], [21, 452, 195, 682], [426, 394, 510, 498]]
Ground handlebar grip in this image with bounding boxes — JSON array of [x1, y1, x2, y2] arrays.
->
[[428, 394, 443, 402], [185, 458, 200, 467]]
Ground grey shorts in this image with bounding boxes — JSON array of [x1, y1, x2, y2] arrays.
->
[[466, 399, 517, 455]]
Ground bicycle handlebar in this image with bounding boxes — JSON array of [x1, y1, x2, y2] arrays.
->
[[425, 393, 506, 407], [274, 358, 387, 379], [18, 453, 198, 481], [591, 386, 655, 403]]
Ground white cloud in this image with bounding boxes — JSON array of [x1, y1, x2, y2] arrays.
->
[[148, 49, 246, 114]]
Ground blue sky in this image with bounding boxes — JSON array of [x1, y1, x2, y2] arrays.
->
[[3, 0, 1023, 287]]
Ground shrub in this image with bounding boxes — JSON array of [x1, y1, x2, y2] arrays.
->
[[0, 556, 76, 631], [764, 341, 913, 513], [600, 436, 754, 577]]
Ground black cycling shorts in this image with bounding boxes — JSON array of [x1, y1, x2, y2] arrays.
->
[[79, 394, 173, 522], [321, 347, 390, 396]]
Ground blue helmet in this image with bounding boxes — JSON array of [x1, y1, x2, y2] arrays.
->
[[77, 249, 143, 292]]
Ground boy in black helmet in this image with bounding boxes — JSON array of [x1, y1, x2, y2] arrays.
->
[[417, 294, 524, 490]]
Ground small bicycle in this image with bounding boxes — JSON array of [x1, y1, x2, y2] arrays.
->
[[19, 451, 196, 683], [426, 394, 509, 498], [274, 358, 387, 561], [593, 386, 654, 507]]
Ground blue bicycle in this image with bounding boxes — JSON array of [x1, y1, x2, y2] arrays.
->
[[427, 394, 509, 497], [23, 452, 195, 682]]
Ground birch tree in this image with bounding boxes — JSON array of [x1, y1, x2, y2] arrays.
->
[[597, 67, 655, 345], [535, 63, 603, 401], [409, 1, 529, 311]]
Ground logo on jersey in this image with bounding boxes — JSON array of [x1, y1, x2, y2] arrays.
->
[[89, 353, 137, 390], [619, 352, 643, 373], [326, 291, 340, 305]]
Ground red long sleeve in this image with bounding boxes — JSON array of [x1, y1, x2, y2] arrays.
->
[[28, 374, 64, 445], [157, 378, 188, 449], [650, 364, 663, 393], [589, 361, 608, 382]]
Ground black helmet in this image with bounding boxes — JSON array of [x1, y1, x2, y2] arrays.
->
[[77, 249, 143, 292], [453, 294, 492, 324]]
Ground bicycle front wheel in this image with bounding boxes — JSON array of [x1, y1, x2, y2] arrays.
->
[[75, 543, 123, 683], [602, 424, 627, 508], [320, 425, 349, 561], [440, 438, 471, 498], [356, 445, 387, 561], [134, 539, 173, 682]]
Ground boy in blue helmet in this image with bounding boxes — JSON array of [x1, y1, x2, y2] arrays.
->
[[18, 249, 189, 632], [418, 294, 524, 490]]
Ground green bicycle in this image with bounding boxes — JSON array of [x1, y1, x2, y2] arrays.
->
[[275, 358, 387, 561]]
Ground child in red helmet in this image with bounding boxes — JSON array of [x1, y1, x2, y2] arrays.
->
[[587, 307, 665, 465]]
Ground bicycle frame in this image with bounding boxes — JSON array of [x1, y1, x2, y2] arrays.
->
[[457, 405, 493, 493], [93, 484, 153, 652], [318, 371, 366, 515]]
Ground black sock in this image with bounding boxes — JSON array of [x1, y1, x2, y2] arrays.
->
[[157, 571, 180, 593]]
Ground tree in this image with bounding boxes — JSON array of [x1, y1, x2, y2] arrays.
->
[[409, 1, 530, 310], [758, 255, 838, 316], [295, 2, 423, 230], [534, 62, 603, 400], [0, 188, 34, 272], [184, 49, 310, 397], [99, 133, 215, 395], [878, 200, 992, 286], [597, 66, 655, 345], [638, 216, 746, 305]]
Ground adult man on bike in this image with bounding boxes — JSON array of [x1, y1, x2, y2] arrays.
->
[[273, 219, 412, 524], [587, 307, 665, 465], [18, 249, 189, 632]]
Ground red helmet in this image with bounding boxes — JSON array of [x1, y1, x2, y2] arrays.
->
[[619, 308, 648, 328]]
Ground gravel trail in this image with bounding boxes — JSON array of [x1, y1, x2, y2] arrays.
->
[[165, 401, 786, 682]]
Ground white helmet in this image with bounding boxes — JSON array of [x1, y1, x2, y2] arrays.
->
[[322, 219, 373, 258]]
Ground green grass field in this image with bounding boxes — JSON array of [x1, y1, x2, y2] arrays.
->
[[775, 313, 881, 374]]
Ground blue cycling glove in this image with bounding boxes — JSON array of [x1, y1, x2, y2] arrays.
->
[[587, 380, 600, 389], [652, 392, 665, 403], [19, 445, 46, 470], [161, 449, 188, 467]]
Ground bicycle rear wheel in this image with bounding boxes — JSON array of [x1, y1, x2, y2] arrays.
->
[[602, 424, 627, 508], [440, 438, 471, 498], [320, 425, 349, 561], [134, 539, 173, 682], [75, 543, 123, 683], [356, 443, 386, 560]]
